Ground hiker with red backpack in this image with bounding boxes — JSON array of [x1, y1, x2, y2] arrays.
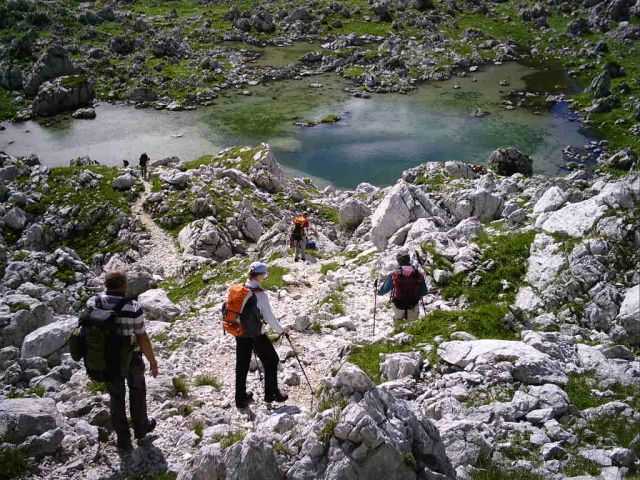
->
[[378, 252, 428, 321], [222, 262, 291, 409]]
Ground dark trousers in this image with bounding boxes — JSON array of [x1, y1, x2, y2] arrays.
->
[[235, 334, 280, 402], [106, 353, 149, 439]]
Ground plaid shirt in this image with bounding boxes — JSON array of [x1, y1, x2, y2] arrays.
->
[[87, 293, 145, 337]]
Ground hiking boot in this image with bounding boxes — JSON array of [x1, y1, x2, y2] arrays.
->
[[265, 391, 288, 403], [116, 435, 133, 451], [135, 418, 157, 441]]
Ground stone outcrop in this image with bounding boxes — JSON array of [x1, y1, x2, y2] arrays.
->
[[488, 147, 533, 176], [32, 76, 95, 117]]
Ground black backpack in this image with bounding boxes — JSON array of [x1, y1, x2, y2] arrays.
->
[[391, 268, 423, 310], [69, 297, 134, 382]]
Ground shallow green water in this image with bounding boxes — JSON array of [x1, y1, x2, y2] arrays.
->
[[0, 60, 594, 187]]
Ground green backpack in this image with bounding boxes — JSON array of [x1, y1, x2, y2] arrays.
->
[[69, 297, 135, 382]]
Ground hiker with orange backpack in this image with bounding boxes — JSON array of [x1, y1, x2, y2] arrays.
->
[[290, 211, 317, 262], [378, 252, 428, 321], [222, 262, 291, 409]]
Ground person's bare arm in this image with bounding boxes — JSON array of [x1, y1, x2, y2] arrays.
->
[[136, 332, 158, 377]]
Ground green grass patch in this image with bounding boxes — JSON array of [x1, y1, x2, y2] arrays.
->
[[470, 461, 544, 480], [349, 343, 413, 383], [320, 291, 346, 316], [0, 447, 29, 480], [193, 420, 204, 439], [56, 266, 76, 285], [172, 376, 190, 397], [318, 414, 339, 444], [0, 87, 16, 121], [9, 303, 30, 313], [194, 374, 221, 389], [441, 230, 535, 304], [220, 431, 246, 449], [320, 262, 340, 275], [320, 114, 341, 124], [586, 415, 640, 457], [87, 381, 107, 394], [343, 66, 366, 79], [59, 75, 88, 89], [563, 456, 601, 477], [261, 265, 289, 291], [309, 202, 339, 224]]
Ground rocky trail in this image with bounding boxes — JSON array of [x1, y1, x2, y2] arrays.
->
[[1, 144, 639, 480], [132, 180, 181, 279]]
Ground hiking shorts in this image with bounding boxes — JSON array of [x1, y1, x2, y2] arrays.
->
[[393, 305, 419, 321]]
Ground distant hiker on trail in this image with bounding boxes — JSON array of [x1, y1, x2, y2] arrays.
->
[[378, 253, 428, 321], [290, 211, 317, 262], [223, 262, 291, 409], [123, 159, 130, 168], [83, 271, 158, 450], [139, 152, 149, 180]]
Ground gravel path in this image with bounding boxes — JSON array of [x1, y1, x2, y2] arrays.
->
[[131, 180, 181, 279]]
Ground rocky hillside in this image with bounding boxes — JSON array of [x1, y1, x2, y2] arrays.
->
[[0, 143, 639, 480]]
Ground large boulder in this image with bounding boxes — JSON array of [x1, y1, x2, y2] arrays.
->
[[112, 173, 136, 190], [102, 256, 156, 298], [225, 433, 282, 480], [0, 64, 23, 91], [488, 147, 533, 176], [536, 196, 608, 237], [288, 386, 455, 479], [24, 46, 77, 96], [32, 75, 95, 117], [616, 284, 639, 345], [380, 351, 423, 380], [249, 145, 286, 193], [334, 363, 375, 396], [20, 316, 76, 361], [585, 69, 611, 99], [0, 398, 61, 445], [524, 233, 567, 290], [158, 170, 190, 189], [339, 198, 370, 231], [238, 210, 263, 243], [438, 340, 568, 385], [178, 219, 233, 261], [252, 10, 275, 33], [370, 181, 442, 251], [533, 186, 568, 213], [3, 206, 27, 231], [0, 302, 55, 348], [177, 444, 226, 480], [137, 289, 181, 321]]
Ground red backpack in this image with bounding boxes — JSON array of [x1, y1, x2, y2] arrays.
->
[[391, 267, 423, 310]]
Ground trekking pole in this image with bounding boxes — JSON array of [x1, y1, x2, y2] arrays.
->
[[284, 333, 314, 400], [373, 278, 378, 336], [413, 250, 429, 315]]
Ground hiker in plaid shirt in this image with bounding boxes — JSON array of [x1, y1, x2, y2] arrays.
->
[[86, 271, 159, 450]]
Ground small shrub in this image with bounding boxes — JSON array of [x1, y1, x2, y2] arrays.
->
[[194, 374, 221, 389], [220, 431, 246, 449], [87, 381, 107, 394], [401, 451, 417, 470], [320, 262, 340, 275], [319, 415, 339, 444], [0, 447, 29, 480], [320, 292, 345, 316], [273, 441, 288, 455], [172, 376, 190, 397], [311, 322, 322, 333], [193, 420, 204, 439], [9, 303, 30, 313], [564, 374, 606, 410], [56, 266, 76, 285]]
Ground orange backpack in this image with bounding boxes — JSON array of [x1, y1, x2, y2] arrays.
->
[[221, 284, 254, 336], [292, 216, 306, 237]]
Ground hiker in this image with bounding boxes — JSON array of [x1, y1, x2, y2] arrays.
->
[[233, 262, 290, 408], [290, 211, 317, 262], [378, 253, 428, 321], [139, 152, 149, 180], [86, 271, 158, 450], [123, 159, 130, 168]]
